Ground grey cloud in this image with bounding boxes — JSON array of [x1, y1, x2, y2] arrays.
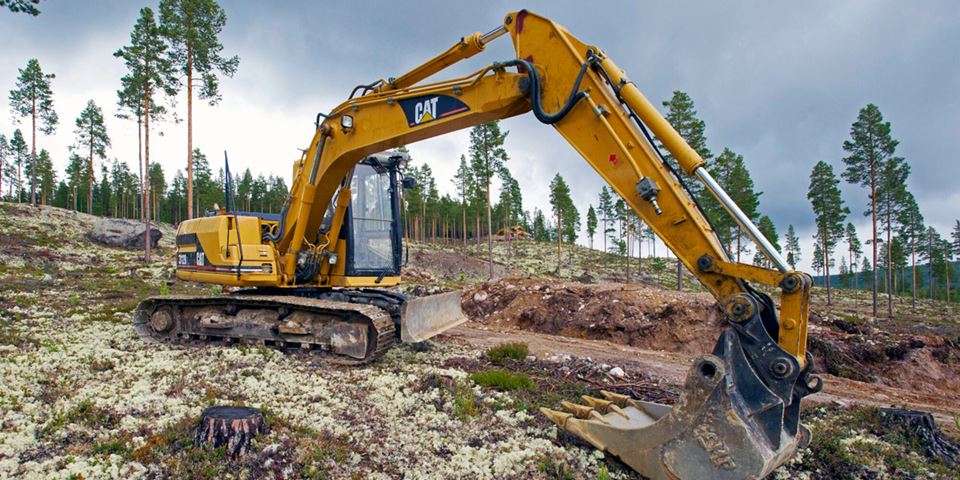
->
[[2, 0, 958, 272]]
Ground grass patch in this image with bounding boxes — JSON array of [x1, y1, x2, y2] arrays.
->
[[41, 400, 116, 438], [485, 342, 528, 364], [469, 369, 533, 391], [452, 383, 480, 421], [296, 432, 352, 479], [92, 438, 130, 456]]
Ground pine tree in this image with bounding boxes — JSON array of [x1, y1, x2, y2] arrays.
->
[[784, 224, 801, 269], [839, 257, 850, 288], [159, 0, 239, 221], [549, 173, 578, 271], [896, 194, 923, 309], [875, 154, 909, 316], [598, 186, 614, 257], [65, 153, 85, 211], [0, 134, 7, 200], [9, 130, 28, 202], [660, 91, 712, 186], [661, 91, 712, 287], [845, 223, 863, 291], [586, 205, 598, 250], [452, 154, 472, 248], [842, 104, 900, 317], [808, 161, 848, 305], [812, 241, 825, 280], [8, 58, 58, 206], [36, 148, 54, 205], [468, 121, 509, 279], [531, 208, 548, 242], [753, 215, 779, 268], [72, 100, 111, 215], [710, 148, 760, 260], [3, 0, 41, 15], [115, 6, 180, 262]]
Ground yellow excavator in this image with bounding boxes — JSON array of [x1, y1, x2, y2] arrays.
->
[[134, 10, 820, 479]]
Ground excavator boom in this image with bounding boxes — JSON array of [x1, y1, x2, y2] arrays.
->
[[149, 9, 821, 479]]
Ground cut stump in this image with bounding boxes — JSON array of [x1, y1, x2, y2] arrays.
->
[[195, 406, 265, 457], [879, 408, 959, 467]]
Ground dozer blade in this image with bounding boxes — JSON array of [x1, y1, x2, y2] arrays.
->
[[542, 297, 821, 479], [400, 290, 468, 343]]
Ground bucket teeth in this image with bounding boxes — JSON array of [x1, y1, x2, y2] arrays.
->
[[560, 400, 594, 419], [600, 390, 630, 407], [540, 407, 573, 428], [581, 395, 614, 413]]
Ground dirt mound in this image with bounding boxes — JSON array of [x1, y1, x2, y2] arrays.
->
[[808, 314, 960, 397], [462, 278, 960, 401], [462, 278, 723, 354]]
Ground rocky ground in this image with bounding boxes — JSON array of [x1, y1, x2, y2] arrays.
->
[[1, 203, 959, 479]]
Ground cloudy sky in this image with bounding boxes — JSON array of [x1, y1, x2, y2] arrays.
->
[[2, 0, 958, 272]]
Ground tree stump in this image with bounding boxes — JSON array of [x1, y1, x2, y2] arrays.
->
[[879, 408, 959, 467], [195, 406, 265, 457]]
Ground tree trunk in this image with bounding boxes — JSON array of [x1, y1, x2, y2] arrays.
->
[[824, 225, 832, 305], [143, 83, 152, 263], [556, 207, 562, 274], [30, 88, 37, 207], [486, 181, 493, 279], [195, 406, 264, 457], [88, 128, 94, 215], [187, 49, 195, 220], [886, 202, 893, 317], [602, 215, 607, 256], [870, 161, 878, 317], [138, 116, 144, 222]]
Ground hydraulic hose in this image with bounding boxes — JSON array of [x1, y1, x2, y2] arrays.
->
[[496, 57, 595, 125]]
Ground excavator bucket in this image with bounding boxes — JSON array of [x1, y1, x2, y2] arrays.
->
[[399, 291, 468, 343], [542, 300, 820, 479]]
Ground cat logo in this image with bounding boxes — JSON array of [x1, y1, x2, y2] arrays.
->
[[414, 97, 439, 125], [400, 94, 470, 127]]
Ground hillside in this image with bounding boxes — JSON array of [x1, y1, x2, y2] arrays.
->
[[1, 203, 958, 479]]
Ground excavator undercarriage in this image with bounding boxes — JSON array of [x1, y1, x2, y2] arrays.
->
[[134, 289, 464, 364]]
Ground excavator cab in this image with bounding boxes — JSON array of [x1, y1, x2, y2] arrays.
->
[[340, 154, 406, 279]]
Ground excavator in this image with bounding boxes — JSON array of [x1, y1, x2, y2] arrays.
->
[[133, 10, 821, 479]]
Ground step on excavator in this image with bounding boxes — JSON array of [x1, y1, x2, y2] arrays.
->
[[134, 10, 821, 479]]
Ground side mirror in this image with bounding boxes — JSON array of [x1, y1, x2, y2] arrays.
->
[[402, 177, 417, 190]]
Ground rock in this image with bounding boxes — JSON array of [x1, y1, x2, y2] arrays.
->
[[473, 291, 488, 302], [608, 367, 626, 378], [88, 218, 161, 249]]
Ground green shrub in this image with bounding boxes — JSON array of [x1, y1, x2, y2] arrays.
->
[[453, 383, 479, 421], [486, 342, 529, 364], [469, 369, 532, 390]]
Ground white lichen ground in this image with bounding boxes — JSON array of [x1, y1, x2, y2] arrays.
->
[[0, 303, 624, 479], [3, 204, 956, 479]]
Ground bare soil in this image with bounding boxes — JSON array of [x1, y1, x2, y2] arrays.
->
[[462, 278, 723, 354], [458, 277, 960, 419]]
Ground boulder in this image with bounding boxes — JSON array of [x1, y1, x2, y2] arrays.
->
[[88, 218, 161, 249]]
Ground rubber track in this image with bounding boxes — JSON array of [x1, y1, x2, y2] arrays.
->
[[133, 294, 396, 365]]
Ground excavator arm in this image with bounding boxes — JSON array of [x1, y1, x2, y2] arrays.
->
[[274, 10, 820, 479]]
